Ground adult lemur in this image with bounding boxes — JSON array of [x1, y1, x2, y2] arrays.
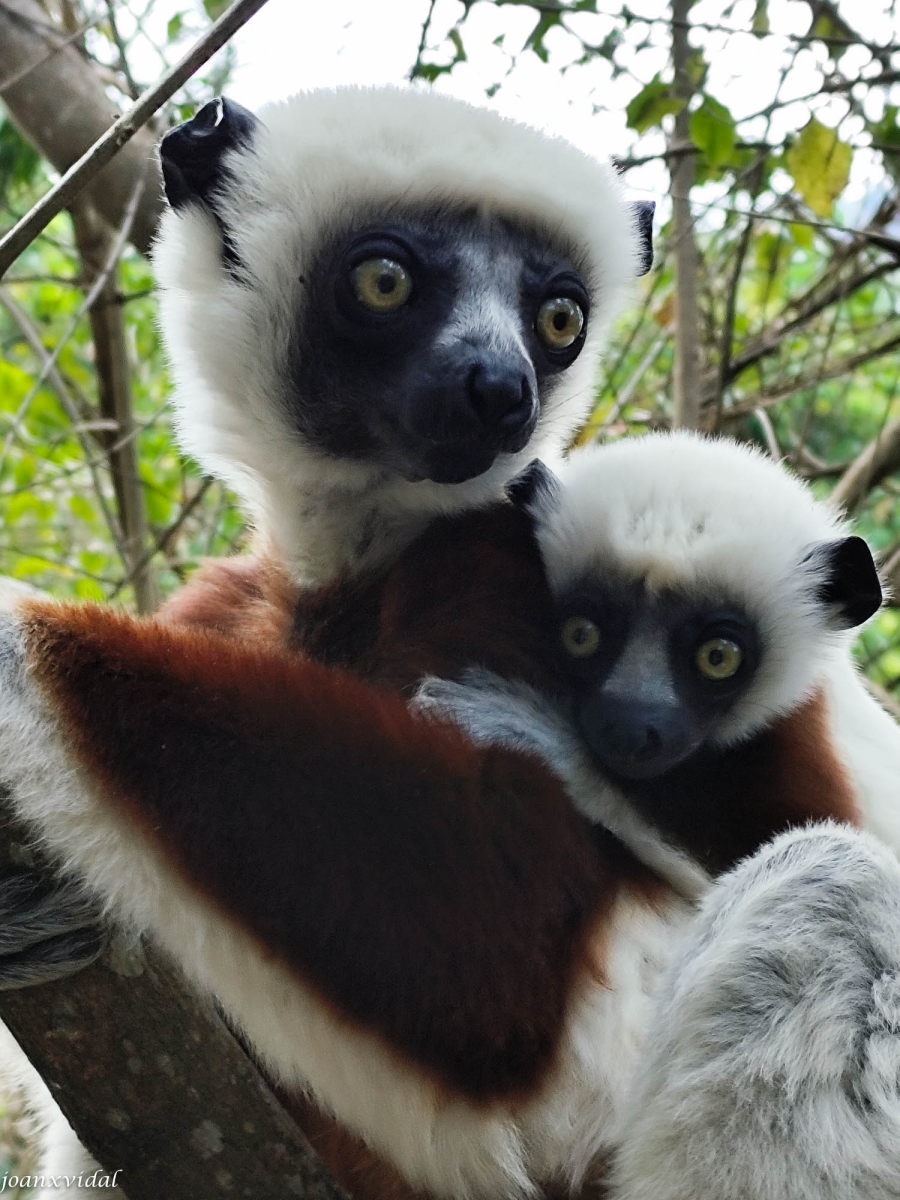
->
[[0, 87, 899, 1200], [0, 84, 651, 1198], [2, 428, 900, 1199]]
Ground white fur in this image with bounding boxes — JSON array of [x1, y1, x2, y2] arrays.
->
[[153, 86, 639, 584], [609, 825, 900, 1200], [538, 432, 863, 743]]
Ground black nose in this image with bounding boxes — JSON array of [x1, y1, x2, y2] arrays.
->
[[466, 361, 535, 434], [578, 695, 700, 782]]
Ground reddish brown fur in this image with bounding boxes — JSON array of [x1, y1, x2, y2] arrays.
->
[[24, 599, 624, 1104], [157, 555, 296, 647]]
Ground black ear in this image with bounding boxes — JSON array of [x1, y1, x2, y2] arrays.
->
[[506, 459, 560, 512], [160, 98, 259, 211], [807, 536, 882, 629], [629, 200, 655, 276]]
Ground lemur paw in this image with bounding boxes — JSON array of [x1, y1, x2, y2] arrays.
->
[[0, 870, 106, 988], [414, 668, 578, 764]]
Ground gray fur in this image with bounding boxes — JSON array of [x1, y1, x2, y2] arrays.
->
[[610, 825, 900, 1200]]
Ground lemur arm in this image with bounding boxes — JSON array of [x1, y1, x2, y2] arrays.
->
[[0, 597, 615, 1108]]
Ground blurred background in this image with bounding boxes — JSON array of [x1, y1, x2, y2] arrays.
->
[[0, 0, 898, 706]]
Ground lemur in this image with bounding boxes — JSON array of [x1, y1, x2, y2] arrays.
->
[[1, 431, 899, 1199], [0, 84, 652, 1200]]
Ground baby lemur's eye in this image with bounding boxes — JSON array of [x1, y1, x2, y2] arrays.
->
[[536, 298, 584, 350], [695, 637, 743, 680], [561, 616, 601, 658], [351, 258, 413, 311]]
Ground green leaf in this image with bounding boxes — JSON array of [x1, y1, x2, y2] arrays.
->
[[785, 118, 852, 217], [167, 12, 185, 41], [75, 578, 106, 601], [789, 221, 814, 249], [203, 0, 229, 19], [689, 96, 736, 167], [68, 494, 96, 522], [525, 12, 562, 64], [752, 0, 769, 34], [625, 76, 685, 133]]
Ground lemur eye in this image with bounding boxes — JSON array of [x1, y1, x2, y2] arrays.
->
[[561, 616, 601, 658], [351, 258, 412, 311], [695, 638, 743, 680], [536, 298, 584, 350]]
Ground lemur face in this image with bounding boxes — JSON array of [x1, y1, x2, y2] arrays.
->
[[156, 94, 651, 517], [555, 578, 761, 781], [160, 100, 597, 486], [522, 434, 883, 782], [292, 208, 591, 484]]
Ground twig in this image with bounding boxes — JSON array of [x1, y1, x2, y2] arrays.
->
[[0, 176, 145, 473], [832, 413, 900, 515], [72, 199, 159, 613], [0, 13, 99, 92], [0, 0, 272, 279], [720, 333, 900, 422], [109, 479, 214, 599], [752, 408, 781, 461], [0, 286, 126, 559], [668, 0, 701, 431]]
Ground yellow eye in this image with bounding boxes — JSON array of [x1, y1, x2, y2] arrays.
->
[[695, 638, 743, 680], [536, 298, 585, 350], [351, 258, 412, 311], [561, 616, 601, 658]]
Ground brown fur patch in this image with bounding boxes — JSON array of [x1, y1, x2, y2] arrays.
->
[[157, 556, 296, 646], [618, 691, 859, 874], [23, 600, 624, 1104], [292, 505, 562, 694]]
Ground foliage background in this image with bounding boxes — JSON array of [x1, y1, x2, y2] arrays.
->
[[1, 0, 899, 702]]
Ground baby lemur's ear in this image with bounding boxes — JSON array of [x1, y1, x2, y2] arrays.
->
[[804, 536, 882, 629], [160, 97, 259, 212], [506, 460, 561, 515]]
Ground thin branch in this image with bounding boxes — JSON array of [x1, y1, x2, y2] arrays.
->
[[0, 11, 99, 92], [752, 407, 782, 460], [109, 478, 214, 600], [103, 0, 139, 100], [832, 413, 900, 515], [721, 332, 900, 422], [668, 0, 701, 431], [0, 0, 273, 279], [71, 199, 159, 613], [0, 286, 126, 559], [0, 176, 145, 471]]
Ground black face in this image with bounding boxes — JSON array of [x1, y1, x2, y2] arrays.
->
[[289, 207, 591, 485], [160, 99, 655, 487], [555, 578, 760, 782]]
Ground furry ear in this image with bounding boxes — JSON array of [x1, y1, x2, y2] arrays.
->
[[629, 201, 655, 276], [806, 536, 882, 629], [505, 459, 560, 514], [160, 98, 259, 211]]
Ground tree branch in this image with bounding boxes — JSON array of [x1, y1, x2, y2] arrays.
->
[[668, 0, 701, 431], [0, 0, 273, 279], [831, 415, 900, 514], [0, 0, 162, 257], [0, 797, 348, 1199], [71, 199, 159, 613]]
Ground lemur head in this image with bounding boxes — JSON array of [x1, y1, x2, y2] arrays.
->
[[519, 435, 881, 782], [154, 89, 650, 574]]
